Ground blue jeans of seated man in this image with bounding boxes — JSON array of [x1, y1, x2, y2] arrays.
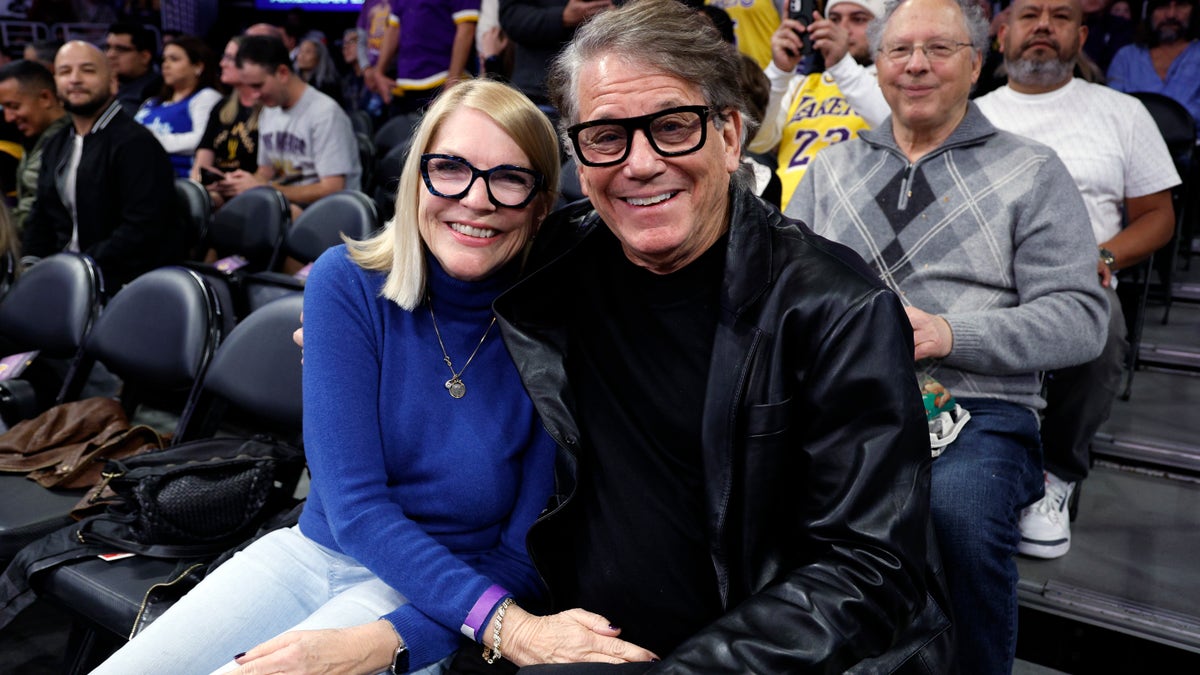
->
[[931, 397, 1043, 675], [90, 526, 453, 675]]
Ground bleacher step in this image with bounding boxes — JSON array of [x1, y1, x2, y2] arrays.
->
[[1017, 578, 1200, 654], [1138, 341, 1200, 372], [1093, 431, 1200, 474], [1173, 281, 1200, 304], [1016, 466, 1200, 655]]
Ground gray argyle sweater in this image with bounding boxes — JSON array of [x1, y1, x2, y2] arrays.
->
[[786, 103, 1107, 411]]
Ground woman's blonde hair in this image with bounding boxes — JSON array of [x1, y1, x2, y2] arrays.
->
[[348, 78, 560, 309], [219, 36, 260, 129]]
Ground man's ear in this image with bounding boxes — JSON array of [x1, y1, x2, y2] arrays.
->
[[722, 109, 743, 174], [997, 24, 1009, 54]]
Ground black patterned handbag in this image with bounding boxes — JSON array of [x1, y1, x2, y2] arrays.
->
[[74, 436, 305, 558]]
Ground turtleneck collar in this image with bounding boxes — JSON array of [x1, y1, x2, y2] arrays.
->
[[423, 248, 521, 313]]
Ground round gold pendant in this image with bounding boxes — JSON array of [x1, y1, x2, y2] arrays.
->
[[446, 378, 466, 398]]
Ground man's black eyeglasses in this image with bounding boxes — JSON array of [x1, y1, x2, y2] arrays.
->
[[567, 105, 714, 168], [419, 154, 545, 209]]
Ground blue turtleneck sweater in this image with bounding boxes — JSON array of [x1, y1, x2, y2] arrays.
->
[[300, 245, 555, 668]]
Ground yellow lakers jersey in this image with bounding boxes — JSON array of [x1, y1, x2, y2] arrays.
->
[[777, 72, 870, 208], [707, 0, 783, 69]]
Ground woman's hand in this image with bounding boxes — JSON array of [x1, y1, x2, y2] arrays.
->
[[497, 605, 659, 666], [228, 620, 398, 675]]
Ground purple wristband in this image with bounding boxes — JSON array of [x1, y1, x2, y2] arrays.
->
[[461, 585, 510, 641]]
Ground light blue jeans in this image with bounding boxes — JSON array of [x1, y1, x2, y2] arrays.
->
[[90, 526, 452, 675]]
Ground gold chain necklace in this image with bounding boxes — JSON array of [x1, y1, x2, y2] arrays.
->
[[427, 295, 497, 399]]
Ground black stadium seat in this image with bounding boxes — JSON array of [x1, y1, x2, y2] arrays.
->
[[0, 253, 105, 565], [243, 190, 379, 313], [184, 186, 291, 333], [0, 266, 221, 567], [174, 178, 212, 261], [1130, 92, 1196, 323], [0, 253, 104, 415]]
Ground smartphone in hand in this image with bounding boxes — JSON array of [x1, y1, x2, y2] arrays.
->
[[788, 0, 817, 54], [199, 167, 226, 186]]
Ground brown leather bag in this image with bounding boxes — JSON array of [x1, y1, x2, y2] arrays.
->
[[0, 398, 166, 489]]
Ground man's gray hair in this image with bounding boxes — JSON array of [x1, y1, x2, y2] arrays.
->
[[546, 0, 746, 145], [867, 0, 991, 61]]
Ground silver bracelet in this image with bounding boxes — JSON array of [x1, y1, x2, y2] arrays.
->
[[483, 597, 515, 664]]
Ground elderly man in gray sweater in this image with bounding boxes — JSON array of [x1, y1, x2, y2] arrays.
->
[[786, 0, 1107, 673]]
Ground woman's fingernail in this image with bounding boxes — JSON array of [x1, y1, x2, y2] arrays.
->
[[608, 624, 620, 630], [650, 658, 660, 662], [234, 652, 246, 660]]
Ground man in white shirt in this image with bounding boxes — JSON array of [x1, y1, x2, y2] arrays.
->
[[976, 0, 1179, 559]]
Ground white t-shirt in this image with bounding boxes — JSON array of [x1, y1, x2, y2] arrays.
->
[[258, 85, 362, 192], [976, 78, 1180, 244], [65, 133, 84, 252]]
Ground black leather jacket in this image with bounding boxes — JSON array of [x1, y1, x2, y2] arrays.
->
[[494, 186, 954, 673]]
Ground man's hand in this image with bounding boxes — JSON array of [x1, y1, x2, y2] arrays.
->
[[362, 65, 383, 95], [220, 169, 265, 197], [371, 69, 396, 104], [1097, 259, 1113, 288], [905, 306, 953, 361], [500, 605, 659, 666], [563, 0, 612, 28], [807, 12, 852, 66], [771, 18, 808, 71], [228, 621, 397, 674], [478, 26, 509, 60]]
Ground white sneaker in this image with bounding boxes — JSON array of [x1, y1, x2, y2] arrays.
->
[[1018, 471, 1075, 559]]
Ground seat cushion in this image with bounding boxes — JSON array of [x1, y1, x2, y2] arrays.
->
[[39, 555, 183, 638]]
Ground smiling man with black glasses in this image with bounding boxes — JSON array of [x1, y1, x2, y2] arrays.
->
[[469, 0, 955, 672]]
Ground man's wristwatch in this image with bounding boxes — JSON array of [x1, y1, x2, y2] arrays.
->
[[1099, 247, 1117, 270], [390, 636, 410, 673]]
